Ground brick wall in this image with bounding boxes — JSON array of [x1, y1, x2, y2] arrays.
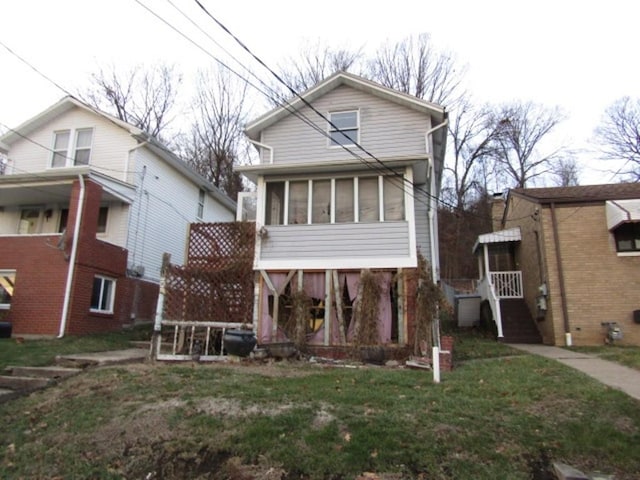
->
[[506, 195, 640, 346]]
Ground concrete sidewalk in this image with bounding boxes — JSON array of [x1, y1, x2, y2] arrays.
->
[[55, 348, 148, 368], [508, 344, 640, 401]]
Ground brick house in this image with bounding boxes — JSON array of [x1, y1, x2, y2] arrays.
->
[[474, 183, 640, 346], [0, 96, 235, 337]]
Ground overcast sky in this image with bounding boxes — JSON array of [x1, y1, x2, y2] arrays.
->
[[1, 0, 638, 184]]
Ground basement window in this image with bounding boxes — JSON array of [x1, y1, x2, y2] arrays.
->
[[91, 275, 115, 314]]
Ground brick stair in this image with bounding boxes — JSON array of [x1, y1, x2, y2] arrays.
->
[[499, 298, 542, 344]]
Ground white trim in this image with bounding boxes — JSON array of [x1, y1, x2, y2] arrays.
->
[[330, 178, 336, 224], [354, 177, 360, 223], [405, 167, 417, 266], [378, 175, 384, 221], [307, 179, 312, 225], [89, 274, 116, 314], [616, 251, 640, 257], [283, 180, 290, 226], [256, 256, 417, 271]]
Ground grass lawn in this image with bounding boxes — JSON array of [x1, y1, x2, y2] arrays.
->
[[1, 329, 639, 479], [569, 345, 640, 372]]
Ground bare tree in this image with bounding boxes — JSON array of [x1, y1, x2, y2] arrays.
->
[[274, 39, 363, 101], [443, 99, 502, 209], [84, 63, 182, 140], [550, 156, 580, 186], [594, 96, 640, 181], [177, 67, 248, 200], [489, 101, 566, 188], [367, 33, 465, 107]]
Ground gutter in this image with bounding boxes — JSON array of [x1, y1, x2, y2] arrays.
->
[[248, 139, 274, 164], [58, 174, 85, 338], [550, 202, 571, 346]]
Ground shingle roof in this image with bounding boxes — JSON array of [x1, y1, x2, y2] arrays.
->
[[510, 183, 640, 203]]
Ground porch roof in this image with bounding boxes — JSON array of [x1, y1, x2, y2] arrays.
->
[[0, 167, 136, 207], [473, 227, 521, 254], [606, 199, 640, 230]]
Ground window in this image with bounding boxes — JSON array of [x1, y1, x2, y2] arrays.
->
[[197, 189, 205, 219], [288, 181, 308, 224], [383, 177, 405, 221], [335, 178, 354, 222], [18, 208, 42, 234], [52, 131, 70, 168], [329, 111, 358, 147], [51, 128, 93, 168], [97, 207, 108, 233], [264, 175, 404, 226], [614, 222, 640, 252], [0, 271, 16, 310], [358, 177, 379, 222], [91, 275, 115, 313], [58, 208, 69, 233]]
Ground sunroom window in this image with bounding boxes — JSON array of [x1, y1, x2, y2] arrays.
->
[[329, 111, 358, 147], [264, 175, 404, 226]]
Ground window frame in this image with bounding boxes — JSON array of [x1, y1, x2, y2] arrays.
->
[[90, 275, 116, 314], [197, 189, 205, 219], [50, 128, 94, 168], [264, 174, 406, 226], [0, 270, 16, 310], [328, 110, 359, 148], [613, 222, 640, 253]]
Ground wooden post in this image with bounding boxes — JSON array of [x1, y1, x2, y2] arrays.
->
[[324, 270, 332, 346], [332, 270, 347, 345], [397, 268, 405, 345]]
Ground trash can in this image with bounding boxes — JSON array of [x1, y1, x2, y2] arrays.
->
[[223, 330, 256, 357], [0, 321, 12, 338]]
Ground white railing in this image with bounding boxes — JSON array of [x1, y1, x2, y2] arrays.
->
[[490, 271, 523, 298], [477, 276, 504, 338]]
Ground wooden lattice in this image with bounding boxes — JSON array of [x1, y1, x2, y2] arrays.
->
[[163, 222, 255, 324]]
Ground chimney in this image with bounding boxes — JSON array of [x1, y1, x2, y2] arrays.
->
[[491, 192, 506, 231]]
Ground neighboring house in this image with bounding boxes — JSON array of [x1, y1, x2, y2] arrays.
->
[[474, 184, 640, 346], [0, 96, 235, 337], [236, 72, 447, 354]]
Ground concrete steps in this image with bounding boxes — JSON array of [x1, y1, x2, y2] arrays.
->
[[0, 365, 82, 402]]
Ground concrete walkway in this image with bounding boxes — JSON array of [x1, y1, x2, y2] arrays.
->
[[508, 344, 640, 401]]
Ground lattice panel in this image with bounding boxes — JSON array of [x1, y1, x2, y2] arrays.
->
[[162, 222, 255, 325]]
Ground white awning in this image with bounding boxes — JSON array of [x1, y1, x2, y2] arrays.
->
[[606, 200, 640, 230], [473, 227, 521, 254]]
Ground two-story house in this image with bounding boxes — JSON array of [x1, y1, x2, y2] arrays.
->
[[236, 72, 447, 355], [0, 96, 235, 337]]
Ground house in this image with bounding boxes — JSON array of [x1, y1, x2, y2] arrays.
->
[[474, 184, 640, 346], [0, 96, 235, 337], [236, 72, 447, 356]]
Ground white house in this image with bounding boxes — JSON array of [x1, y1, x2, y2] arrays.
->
[[236, 72, 447, 354], [0, 96, 235, 337]]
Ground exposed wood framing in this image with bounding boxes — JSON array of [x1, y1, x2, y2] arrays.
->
[[332, 269, 347, 345], [324, 270, 331, 345], [397, 268, 405, 344]]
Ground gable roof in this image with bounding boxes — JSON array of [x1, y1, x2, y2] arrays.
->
[[510, 183, 640, 204], [245, 71, 446, 141], [0, 96, 236, 213]]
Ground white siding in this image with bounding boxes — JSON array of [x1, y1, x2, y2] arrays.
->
[[125, 148, 234, 281], [8, 106, 137, 180], [413, 184, 432, 261], [101, 202, 129, 248], [258, 221, 413, 269], [261, 85, 432, 164]]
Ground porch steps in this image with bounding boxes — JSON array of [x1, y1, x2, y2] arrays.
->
[[0, 366, 82, 403], [499, 299, 542, 344]]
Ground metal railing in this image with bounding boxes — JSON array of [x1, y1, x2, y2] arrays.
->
[[489, 271, 523, 298]]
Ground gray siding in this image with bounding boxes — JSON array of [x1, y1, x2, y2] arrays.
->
[[261, 85, 432, 165], [260, 221, 409, 260], [413, 184, 432, 261]]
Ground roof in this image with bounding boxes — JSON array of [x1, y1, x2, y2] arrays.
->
[[0, 96, 236, 214], [510, 183, 640, 204], [245, 71, 446, 140], [606, 199, 640, 230], [473, 227, 521, 254]]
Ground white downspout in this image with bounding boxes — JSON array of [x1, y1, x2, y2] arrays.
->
[[58, 174, 85, 338], [425, 118, 448, 284], [248, 139, 274, 164]]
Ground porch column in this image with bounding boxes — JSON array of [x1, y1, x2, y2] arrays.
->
[[483, 244, 491, 282]]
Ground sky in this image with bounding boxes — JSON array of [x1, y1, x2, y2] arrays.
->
[[1, 0, 639, 185]]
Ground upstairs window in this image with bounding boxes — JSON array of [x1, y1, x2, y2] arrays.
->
[[0, 270, 16, 310], [613, 222, 640, 252], [329, 111, 359, 147], [51, 128, 93, 168], [197, 189, 205, 219], [97, 206, 109, 234]]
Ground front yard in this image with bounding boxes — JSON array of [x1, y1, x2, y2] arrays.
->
[[1, 329, 639, 479]]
